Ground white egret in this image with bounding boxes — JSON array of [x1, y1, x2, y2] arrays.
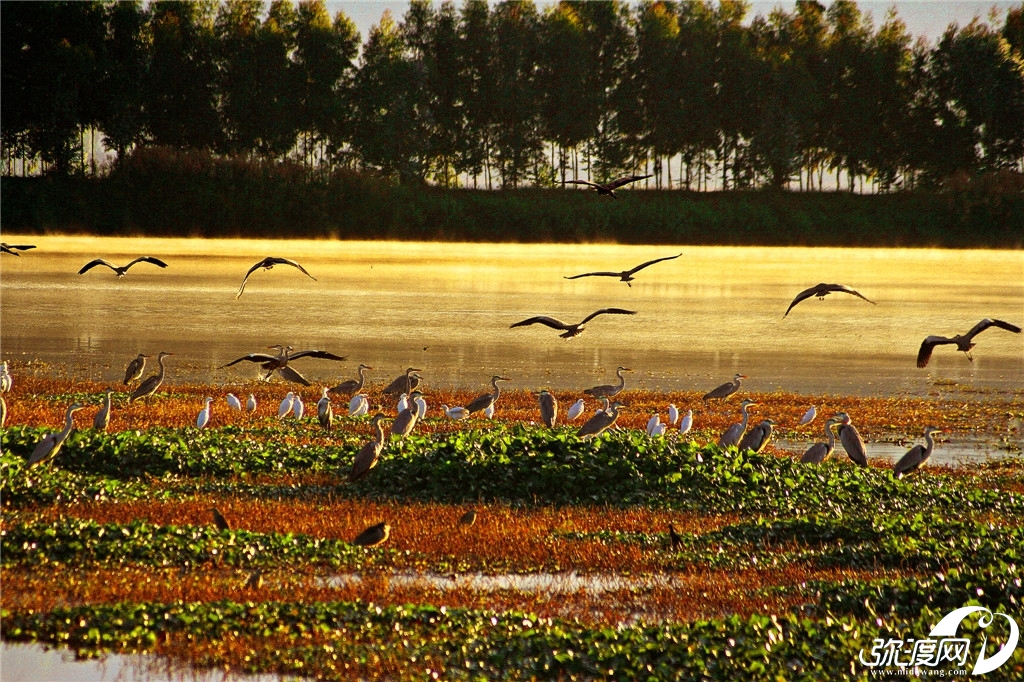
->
[[442, 404, 469, 420], [414, 394, 427, 419], [226, 393, 242, 410], [292, 394, 304, 420], [678, 409, 693, 435], [278, 392, 295, 418], [246, 394, 257, 413], [646, 414, 661, 436], [566, 399, 586, 421], [799, 406, 817, 426], [668, 404, 679, 426], [196, 397, 214, 428], [396, 393, 409, 414], [349, 394, 369, 417]]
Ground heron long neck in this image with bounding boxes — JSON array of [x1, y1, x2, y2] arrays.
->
[[491, 378, 502, 400], [615, 368, 626, 390], [924, 430, 936, 455], [374, 417, 386, 442], [156, 355, 168, 379], [58, 407, 77, 443], [825, 422, 836, 450], [356, 366, 367, 387], [739, 403, 752, 428]]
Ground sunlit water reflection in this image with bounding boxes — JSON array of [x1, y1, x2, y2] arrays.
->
[[1, 236, 1021, 396]]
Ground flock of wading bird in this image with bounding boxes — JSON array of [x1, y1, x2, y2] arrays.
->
[[3, 234, 1022, 546]]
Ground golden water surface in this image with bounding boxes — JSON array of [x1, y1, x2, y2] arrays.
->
[[1, 236, 1021, 397]]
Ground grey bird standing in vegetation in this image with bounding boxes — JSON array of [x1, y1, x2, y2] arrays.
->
[[737, 418, 776, 453], [668, 523, 683, 551], [718, 399, 758, 448], [352, 522, 390, 547], [27, 402, 86, 466], [511, 308, 637, 339], [916, 318, 1021, 368], [1, 243, 36, 256], [391, 392, 423, 439], [329, 364, 373, 396], [350, 413, 387, 482], [78, 256, 168, 277], [583, 366, 632, 398], [537, 389, 558, 428], [93, 390, 113, 431], [893, 427, 943, 477], [783, 283, 876, 317], [235, 257, 316, 298], [703, 373, 746, 401], [800, 418, 841, 464], [209, 507, 231, 532], [833, 412, 868, 466], [130, 352, 173, 401], [382, 367, 423, 396], [563, 174, 652, 198], [459, 509, 477, 526], [123, 353, 150, 385], [317, 387, 333, 431], [466, 376, 510, 415], [577, 401, 625, 439], [564, 253, 681, 286], [220, 345, 346, 385]]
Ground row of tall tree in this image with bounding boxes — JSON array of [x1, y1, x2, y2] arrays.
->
[[3, 0, 1023, 190]]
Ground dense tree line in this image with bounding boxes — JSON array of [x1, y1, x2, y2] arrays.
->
[[3, 0, 1023, 191]]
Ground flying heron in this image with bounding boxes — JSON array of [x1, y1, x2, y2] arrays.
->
[[537, 389, 558, 428], [236, 257, 316, 298], [209, 507, 231, 532], [718, 398, 758, 448], [391, 392, 423, 438], [1, 243, 36, 256], [352, 521, 391, 547], [916, 318, 1021, 368], [576, 400, 625, 439], [350, 413, 387, 482], [123, 353, 150, 385], [130, 352, 173, 402], [466, 376, 510, 415], [27, 402, 86, 466], [737, 418, 776, 453], [800, 417, 841, 464], [382, 367, 423, 396], [564, 253, 681, 287], [833, 412, 868, 467], [93, 390, 113, 431], [783, 283, 876, 317], [317, 388, 333, 431], [563, 174, 652, 198], [196, 397, 214, 428], [329, 364, 373, 396], [584, 366, 632, 398], [511, 309, 637, 339], [220, 345, 347, 385], [893, 426, 943, 477], [703, 374, 747, 402], [78, 257, 168, 277]]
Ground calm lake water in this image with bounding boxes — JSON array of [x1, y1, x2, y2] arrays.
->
[[1, 236, 1021, 397]]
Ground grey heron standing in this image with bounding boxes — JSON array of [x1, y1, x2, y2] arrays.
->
[[391, 392, 423, 439], [382, 367, 422, 396], [130, 352, 173, 402], [737, 418, 776, 453], [893, 427, 943, 477], [466, 376, 510, 415], [329, 364, 373, 396], [537, 389, 558, 428], [27, 402, 86, 466], [350, 413, 387, 482], [124, 354, 149, 385], [583, 366, 632, 398], [800, 418, 841, 464], [718, 399, 758, 448], [833, 412, 868, 466], [317, 387, 334, 431], [703, 374, 746, 402], [93, 390, 113, 431], [576, 401, 625, 439]]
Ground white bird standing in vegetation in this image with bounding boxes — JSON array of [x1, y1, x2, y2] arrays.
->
[[678, 410, 693, 436], [442, 404, 469, 420], [414, 394, 427, 419], [566, 399, 586, 421], [667, 404, 679, 426], [226, 393, 241, 410], [246, 394, 257, 413], [292, 394, 305, 420], [349, 394, 369, 417], [799, 406, 817, 426], [196, 397, 214, 428], [396, 393, 409, 414], [646, 414, 661, 436], [278, 392, 295, 418]]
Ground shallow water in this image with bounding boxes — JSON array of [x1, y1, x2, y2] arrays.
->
[[1, 236, 1021, 396], [320, 570, 675, 594], [0, 642, 290, 682], [773, 435, 1020, 467]]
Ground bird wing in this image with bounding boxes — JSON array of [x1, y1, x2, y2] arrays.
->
[[330, 379, 358, 395], [78, 259, 118, 274], [510, 316, 570, 330], [967, 318, 1022, 339], [839, 425, 867, 466], [893, 445, 924, 476], [235, 261, 266, 298], [465, 392, 494, 414], [916, 335, 953, 368], [277, 365, 311, 386], [274, 257, 317, 280], [126, 256, 169, 270], [800, 442, 827, 464], [607, 174, 652, 189], [783, 285, 821, 317], [219, 353, 277, 368], [579, 308, 637, 325], [828, 284, 876, 305], [563, 179, 601, 189], [288, 350, 348, 362], [626, 253, 682, 276], [563, 271, 623, 280], [27, 434, 58, 466]]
